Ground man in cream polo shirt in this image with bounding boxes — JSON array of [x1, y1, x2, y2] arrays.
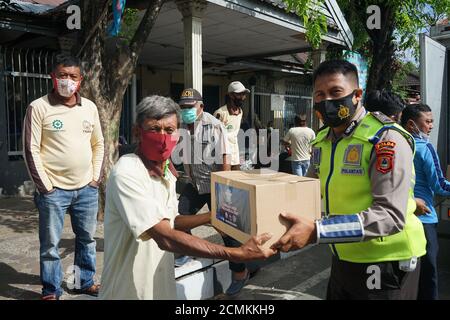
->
[[214, 81, 249, 170], [23, 54, 104, 300], [213, 82, 253, 295]]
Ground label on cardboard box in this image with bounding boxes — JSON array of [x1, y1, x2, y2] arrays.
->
[[214, 183, 251, 234]]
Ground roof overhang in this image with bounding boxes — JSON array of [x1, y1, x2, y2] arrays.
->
[[139, 0, 353, 74]]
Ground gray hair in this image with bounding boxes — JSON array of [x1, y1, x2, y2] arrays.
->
[[136, 95, 181, 127]]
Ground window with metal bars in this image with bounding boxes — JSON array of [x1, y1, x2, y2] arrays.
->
[[0, 47, 55, 160]]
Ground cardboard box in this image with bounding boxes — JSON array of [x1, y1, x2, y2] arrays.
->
[[211, 169, 321, 248], [447, 165, 450, 180]]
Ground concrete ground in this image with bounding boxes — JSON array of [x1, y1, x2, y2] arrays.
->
[[1, 196, 450, 300]]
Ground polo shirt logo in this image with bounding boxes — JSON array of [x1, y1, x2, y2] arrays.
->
[[83, 120, 93, 133], [52, 119, 63, 130]]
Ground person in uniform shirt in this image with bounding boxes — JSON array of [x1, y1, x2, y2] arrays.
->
[[100, 95, 276, 300], [174, 88, 252, 295], [214, 81, 248, 170], [213, 82, 253, 294], [271, 60, 427, 300], [364, 90, 430, 216]]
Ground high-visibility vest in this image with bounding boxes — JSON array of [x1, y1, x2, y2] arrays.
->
[[312, 112, 426, 263]]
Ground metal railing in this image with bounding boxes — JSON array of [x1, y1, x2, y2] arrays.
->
[[250, 83, 313, 137], [0, 47, 55, 157]]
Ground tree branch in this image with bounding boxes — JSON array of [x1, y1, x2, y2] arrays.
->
[[109, 0, 164, 101], [77, 0, 111, 58], [129, 0, 164, 61]]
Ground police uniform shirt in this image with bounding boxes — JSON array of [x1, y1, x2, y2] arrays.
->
[[306, 107, 413, 239]]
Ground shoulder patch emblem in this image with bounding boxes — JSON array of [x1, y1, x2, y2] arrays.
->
[[375, 140, 396, 154], [376, 154, 394, 174]]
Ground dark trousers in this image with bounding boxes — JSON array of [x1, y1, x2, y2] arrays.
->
[[327, 255, 421, 300], [418, 223, 439, 300], [178, 183, 246, 273]]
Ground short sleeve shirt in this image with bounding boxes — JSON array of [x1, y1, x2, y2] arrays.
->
[[213, 105, 243, 165], [99, 153, 178, 300], [283, 127, 316, 161], [180, 111, 231, 194]]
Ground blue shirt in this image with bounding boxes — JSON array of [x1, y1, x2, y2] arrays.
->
[[413, 136, 450, 224]]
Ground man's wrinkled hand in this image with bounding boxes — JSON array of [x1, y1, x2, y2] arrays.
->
[[237, 233, 277, 261], [270, 213, 316, 252], [415, 198, 430, 216]]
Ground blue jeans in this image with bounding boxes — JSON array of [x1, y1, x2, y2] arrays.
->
[[34, 185, 98, 297], [291, 160, 310, 176], [418, 223, 439, 300]]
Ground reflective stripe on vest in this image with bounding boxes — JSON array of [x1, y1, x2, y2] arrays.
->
[[312, 113, 426, 263]]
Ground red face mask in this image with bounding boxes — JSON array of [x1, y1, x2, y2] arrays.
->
[[138, 129, 179, 162]]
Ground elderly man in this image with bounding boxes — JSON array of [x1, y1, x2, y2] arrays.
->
[[175, 88, 251, 295], [23, 53, 104, 300], [99, 95, 276, 300]]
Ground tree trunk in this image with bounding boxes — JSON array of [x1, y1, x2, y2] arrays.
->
[[76, 0, 164, 220], [364, 2, 397, 93]]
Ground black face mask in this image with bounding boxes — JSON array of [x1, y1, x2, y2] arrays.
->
[[231, 95, 244, 108], [313, 90, 358, 128]]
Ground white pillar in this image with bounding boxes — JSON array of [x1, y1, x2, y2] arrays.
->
[[176, 0, 207, 95], [311, 47, 327, 131], [311, 49, 327, 69]]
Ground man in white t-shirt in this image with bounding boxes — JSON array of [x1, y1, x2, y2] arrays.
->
[[282, 114, 316, 176], [100, 95, 276, 300]]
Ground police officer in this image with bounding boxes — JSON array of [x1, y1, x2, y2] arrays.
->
[[272, 60, 427, 300]]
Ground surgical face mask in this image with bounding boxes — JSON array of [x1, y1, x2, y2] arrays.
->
[[411, 121, 430, 141], [52, 77, 80, 98], [180, 107, 198, 124], [313, 90, 358, 128]]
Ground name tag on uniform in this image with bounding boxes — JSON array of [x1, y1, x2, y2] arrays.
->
[[343, 144, 363, 166], [341, 167, 365, 176]]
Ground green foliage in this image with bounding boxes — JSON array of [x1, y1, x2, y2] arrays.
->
[[283, 0, 448, 91], [284, 0, 328, 49], [118, 8, 141, 43], [283, 0, 449, 57], [392, 60, 419, 99]]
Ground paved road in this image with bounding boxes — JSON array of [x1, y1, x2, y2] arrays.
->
[[1, 196, 449, 300]]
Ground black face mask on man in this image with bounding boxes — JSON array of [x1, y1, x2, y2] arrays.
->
[[231, 95, 244, 108], [313, 90, 358, 128]]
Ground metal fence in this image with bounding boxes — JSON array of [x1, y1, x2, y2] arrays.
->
[[0, 47, 55, 158], [250, 83, 313, 137]]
